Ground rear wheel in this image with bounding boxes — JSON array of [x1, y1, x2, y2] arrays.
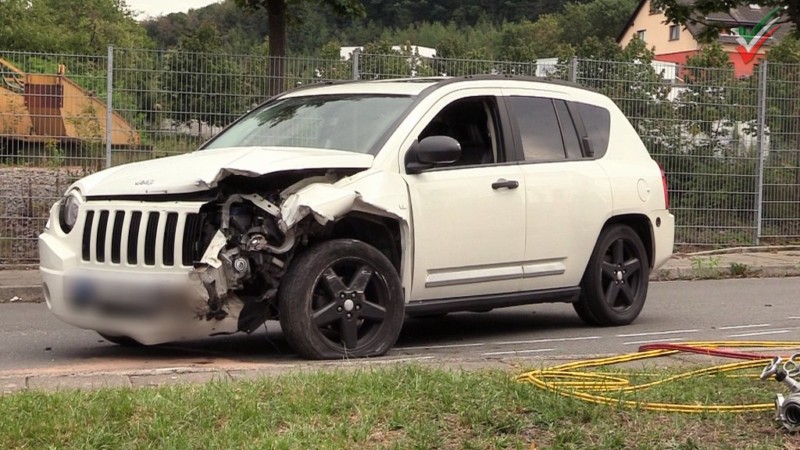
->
[[576, 224, 649, 326], [279, 239, 405, 359]]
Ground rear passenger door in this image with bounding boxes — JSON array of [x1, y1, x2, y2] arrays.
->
[[502, 90, 613, 290]]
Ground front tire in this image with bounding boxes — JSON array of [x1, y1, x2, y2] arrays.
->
[[575, 224, 649, 326], [278, 239, 405, 360]]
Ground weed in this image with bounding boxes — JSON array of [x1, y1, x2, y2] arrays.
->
[[730, 262, 749, 277], [689, 256, 721, 279]]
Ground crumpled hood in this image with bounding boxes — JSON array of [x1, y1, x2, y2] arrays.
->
[[73, 147, 375, 197]]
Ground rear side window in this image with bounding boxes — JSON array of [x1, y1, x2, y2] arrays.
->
[[576, 103, 611, 158], [507, 97, 566, 162]]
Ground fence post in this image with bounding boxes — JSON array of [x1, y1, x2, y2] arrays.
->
[[569, 56, 578, 83], [105, 45, 114, 169], [352, 48, 361, 81], [754, 60, 768, 245]]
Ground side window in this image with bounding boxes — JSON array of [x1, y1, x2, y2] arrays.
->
[[575, 103, 611, 158], [418, 97, 500, 167], [507, 96, 566, 162]]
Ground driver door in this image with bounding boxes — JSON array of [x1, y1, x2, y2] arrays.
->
[[401, 91, 526, 301]]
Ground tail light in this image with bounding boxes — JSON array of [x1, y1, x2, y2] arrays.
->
[[659, 163, 669, 210]]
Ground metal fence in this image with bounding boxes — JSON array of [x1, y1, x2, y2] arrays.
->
[[1, 46, 799, 265]]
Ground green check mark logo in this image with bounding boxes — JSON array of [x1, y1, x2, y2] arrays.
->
[[733, 7, 783, 64]]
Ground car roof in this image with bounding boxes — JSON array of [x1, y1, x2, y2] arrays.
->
[[280, 75, 595, 99]]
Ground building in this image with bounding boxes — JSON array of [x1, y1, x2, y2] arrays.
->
[[618, 1, 793, 76], [339, 45, 437, 60]]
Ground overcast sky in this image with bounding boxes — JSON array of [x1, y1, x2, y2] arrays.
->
[[126, 0, 221, 19]]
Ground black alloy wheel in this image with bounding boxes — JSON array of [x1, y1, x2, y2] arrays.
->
[[279, 239, 404, 359], [574, 224, 649, 326]]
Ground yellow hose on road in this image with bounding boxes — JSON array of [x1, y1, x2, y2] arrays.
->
[[516, 341, 800, 413]]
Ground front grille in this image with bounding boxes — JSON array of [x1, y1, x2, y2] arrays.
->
[[80, 206, 205, 268], [182, 213, 205, 266]]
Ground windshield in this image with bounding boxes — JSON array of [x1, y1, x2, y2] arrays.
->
[[203, 94, 415, 154]]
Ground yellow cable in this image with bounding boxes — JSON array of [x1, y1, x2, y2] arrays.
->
[[516, 341, 800, 413]]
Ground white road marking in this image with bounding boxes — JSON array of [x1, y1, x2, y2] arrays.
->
[[397, 343, 485, 351], [355, 356, 436, 364], [617, 329, 698, 338], [495, 336, 601, 346], [727, 330, 790, 338], [718, 323, 771, 330], [790, 317, 800, 320], [622, 337, 685, 346], [482, 348, 555, 357]]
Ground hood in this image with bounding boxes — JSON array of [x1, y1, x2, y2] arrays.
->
[[74, 147, 375, 197]]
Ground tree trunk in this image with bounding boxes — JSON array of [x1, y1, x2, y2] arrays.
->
[[266, 0, 287, 96]]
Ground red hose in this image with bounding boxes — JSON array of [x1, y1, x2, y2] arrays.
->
[[638, 343, 773, 360]]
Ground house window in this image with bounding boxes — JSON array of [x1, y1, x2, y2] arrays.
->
[[636, 30, 646, 41], [669, 25, 680, 41], [649, 2, 662, 14]]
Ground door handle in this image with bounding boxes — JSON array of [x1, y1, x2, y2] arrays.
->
[[492, 179, 519, 190]]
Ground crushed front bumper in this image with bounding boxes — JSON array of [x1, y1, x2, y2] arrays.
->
[[38, 201, 241, 345]]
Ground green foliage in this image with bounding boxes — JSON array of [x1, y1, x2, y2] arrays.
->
[[730, 262, 749, 276], [358, 41, 436, 79], [161, 24, 250, 124], [0, 0, 153, 53], [763, 37, 800, 236], [496, 20, 540, 62], [559, 0, 638, 45], [142, 0, 640, 60]]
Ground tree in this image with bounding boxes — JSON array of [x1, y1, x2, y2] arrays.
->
[[162, 23, 245, 125], [654, 0, 800, 42], [558, 0, 638, 46], [234, 0, 365, 95], [0, 0, 152, 53]]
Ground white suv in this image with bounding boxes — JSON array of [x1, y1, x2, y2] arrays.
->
[[39, 77, 674, 359]]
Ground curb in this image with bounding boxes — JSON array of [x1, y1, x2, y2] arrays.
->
[[652, 265, 800, 281]]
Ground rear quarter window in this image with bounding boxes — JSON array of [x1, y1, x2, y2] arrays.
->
[[576, 103, 611, 158]]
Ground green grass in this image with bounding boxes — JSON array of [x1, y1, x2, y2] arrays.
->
[[0, 365, 797, 449]]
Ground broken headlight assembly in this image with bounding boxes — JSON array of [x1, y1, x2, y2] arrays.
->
[[58, 189, 83, 233]]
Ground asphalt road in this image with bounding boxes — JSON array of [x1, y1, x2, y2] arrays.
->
[[2, 278, 799, 376]]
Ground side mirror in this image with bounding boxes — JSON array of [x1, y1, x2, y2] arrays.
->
[[405, 136, 461, 174]]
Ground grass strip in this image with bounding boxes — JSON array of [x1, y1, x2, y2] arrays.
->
[[1, 365, 798, 449]]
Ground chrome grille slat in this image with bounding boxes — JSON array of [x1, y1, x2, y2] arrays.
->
[[163, 212, 179, 267], [127, 211, 142, 265], [79, 203, 204, 269], [119, 210, 133, 265], [144, 212, 159, 266], [110, 211, 125, 264], [81, 211, 95, 261]]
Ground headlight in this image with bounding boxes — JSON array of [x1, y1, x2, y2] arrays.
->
[[58, 189, 83, 233]]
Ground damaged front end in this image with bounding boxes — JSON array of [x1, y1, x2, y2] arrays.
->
[[185, 170, 368, 334]]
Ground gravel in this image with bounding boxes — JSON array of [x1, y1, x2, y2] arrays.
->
[[0, 167, 91, 265]]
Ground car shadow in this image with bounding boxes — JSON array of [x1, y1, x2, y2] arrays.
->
[[397, 306, 588, 347], [53, 305, 589, 363]]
